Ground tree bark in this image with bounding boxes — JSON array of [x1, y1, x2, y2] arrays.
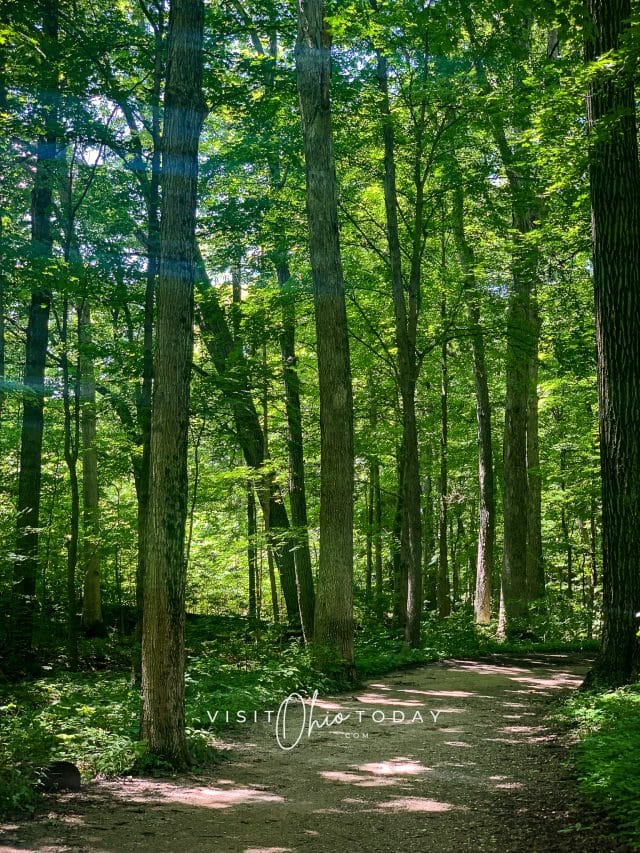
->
[[501, 201, 537, 634], [375, 51, 422, 647], [526, 299, 544, 600], [296, 0, 355, 675], [437, 301, 451, 618], [10, 0, 58, 664], [584, 0, 640, 686], [140, 0, 204, 765], [247, 480, 257, 620], [451, 181, 495, 625], [462, 7, 539, 636], [61, 297, 80, 668], [79, 301, 103, 633], [276, 260, 315, 642]]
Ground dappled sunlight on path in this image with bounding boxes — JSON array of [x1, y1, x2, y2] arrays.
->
[[1, 653, 630, 853]]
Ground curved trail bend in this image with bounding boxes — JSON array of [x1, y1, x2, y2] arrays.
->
[[0, 653, 630, 852]]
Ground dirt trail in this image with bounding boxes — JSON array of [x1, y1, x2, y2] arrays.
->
[[0, 653, 631, 853]]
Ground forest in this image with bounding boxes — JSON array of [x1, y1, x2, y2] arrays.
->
[[1, 0, 640, 850]]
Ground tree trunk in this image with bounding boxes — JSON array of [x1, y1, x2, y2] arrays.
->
[[132, 4, 163, 682], [451, 181, 495, 625], [526, 299, 544, 600], [0, 254, 4, 424], [501, 209, 534, 635], [185, 416, 205, 573], [392, 443, 406, 625], [423, 466, 437, 612], [437, 302, 451, 618], [584, 0, 640, 686], [10, 0, 58, 665], [296, 0, 355, 675], [79, 301, 103, 634], [588, 483, 598, 640], [0, 60, 6, 424], [560, 447, 573, 598], [366, 471, 373, 605], [375, 51, 422, 647], [132, 11, 165, 681], [277, 260, 315, 642], [373, 460, 384, 616], [462, 8, 539, 637], [61, 298, 80, 668], [140, 0, 204, 765], [267, 539, 280, 622], [247, 480, 257, 620]]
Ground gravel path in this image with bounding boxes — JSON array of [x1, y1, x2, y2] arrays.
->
[[0, 652, 631, 853]]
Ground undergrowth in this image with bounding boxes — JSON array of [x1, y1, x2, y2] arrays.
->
[[555, 685, 640, 849], [0, 610, 599, 819]]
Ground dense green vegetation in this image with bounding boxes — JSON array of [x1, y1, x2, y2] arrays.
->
[[1, 612, 598, 819], [557, 685, 640, 848], [1, 0, 639, 841]]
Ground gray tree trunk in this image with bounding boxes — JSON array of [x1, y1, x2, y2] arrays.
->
[[526, 300, 544, 601], [79, 301, 103, 633], [296, 0, 355, 675], [501, 222, 533, 632], [140, 0, 204, 765], [451, 182, 495, 625], [277, 260, 315, 642], [375, 51, 422, 646], [437, 303, 451, 619]]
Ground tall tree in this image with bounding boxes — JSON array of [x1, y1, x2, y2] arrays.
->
[[526, 299, 544, 600], [10, 0, 59, 664], [462, 6, 543, 633], [437, 296, 451, 618], [585, 0, 640, 686], [132, 2, 164, 676], [0, 59, 7, 427], [277, 260, 316, 642], [451, 179, 495, 625], [375, 49, 423, 646], [79, 300, 103, 633], [140, 0, 205, 764], [58, 145, 105, 638], [59, 295, 80, 667], [296, 0, 355, 674]]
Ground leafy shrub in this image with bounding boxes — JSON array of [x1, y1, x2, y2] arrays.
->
[[557, 685, 640, 848], [0, 674, 143, 818], [0, 694, 56, 816]]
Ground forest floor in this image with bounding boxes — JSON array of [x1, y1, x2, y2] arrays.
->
[[0, 652, 632, 853]]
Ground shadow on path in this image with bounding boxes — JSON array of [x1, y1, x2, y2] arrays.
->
[[0, 653, 631, 853]]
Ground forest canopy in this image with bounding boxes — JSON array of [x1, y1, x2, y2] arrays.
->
[[1, 0, 639, 776]]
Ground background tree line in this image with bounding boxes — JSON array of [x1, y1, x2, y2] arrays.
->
[[0, 0, 638, 761]]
